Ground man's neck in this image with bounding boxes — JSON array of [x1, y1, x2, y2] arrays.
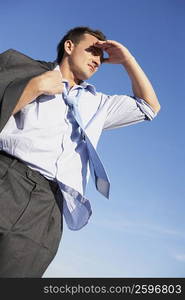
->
[[59, 61, 80, 88]]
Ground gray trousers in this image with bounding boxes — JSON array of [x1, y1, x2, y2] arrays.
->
[[0, 151, 63, 277]]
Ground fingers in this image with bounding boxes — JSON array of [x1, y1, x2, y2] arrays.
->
[[38, 70, 64, 95], [94, 41, 114, 64], [94, 40, 118, 49]]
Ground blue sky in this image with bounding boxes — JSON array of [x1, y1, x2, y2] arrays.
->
[[1, 0, 185, 277]]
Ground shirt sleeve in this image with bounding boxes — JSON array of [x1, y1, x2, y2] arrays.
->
[[103, 94, 157, 130]]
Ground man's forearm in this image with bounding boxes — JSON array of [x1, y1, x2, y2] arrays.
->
[[12, 77, 41, 115], [122, 57, 160, 113]]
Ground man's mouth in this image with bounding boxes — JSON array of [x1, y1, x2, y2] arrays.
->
[[88, 64, 95, 72]]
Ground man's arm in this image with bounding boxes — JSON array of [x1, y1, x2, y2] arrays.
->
[[12, 70, 64, 115], [95, 40, 160, 114]]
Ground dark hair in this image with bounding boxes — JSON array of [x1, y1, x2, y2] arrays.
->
[[56, 26, 106, 64]]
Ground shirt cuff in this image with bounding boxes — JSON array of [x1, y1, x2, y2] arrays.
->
[[133, 96, 157, 120]]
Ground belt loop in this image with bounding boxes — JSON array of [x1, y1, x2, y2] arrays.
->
[[26, 168, 32, 179]]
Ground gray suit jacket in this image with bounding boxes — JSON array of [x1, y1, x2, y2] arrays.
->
[[0, 49, 56, 132]]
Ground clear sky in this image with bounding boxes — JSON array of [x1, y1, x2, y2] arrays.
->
[[1, 0, 185, 277]]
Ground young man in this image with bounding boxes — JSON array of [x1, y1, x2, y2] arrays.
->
[[0, 27, 160, 277]]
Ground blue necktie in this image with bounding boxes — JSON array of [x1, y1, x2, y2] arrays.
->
[[63, 85, 110, 199]]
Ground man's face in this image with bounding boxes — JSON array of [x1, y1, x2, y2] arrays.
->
[[68, 33, 104, 82]]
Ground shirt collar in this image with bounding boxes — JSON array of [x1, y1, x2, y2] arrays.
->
[[54, 65, 97, 95], [80, 81, 96, 95]]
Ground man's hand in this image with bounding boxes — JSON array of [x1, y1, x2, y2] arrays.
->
[[94, 40, 134, 65], [36, 70, 64, 95], [12, 70, 63, 115]]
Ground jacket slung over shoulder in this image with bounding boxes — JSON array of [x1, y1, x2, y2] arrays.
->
[[0, 49, 56, 133]]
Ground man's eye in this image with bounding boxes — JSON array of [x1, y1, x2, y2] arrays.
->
[[93, 47, 102, 55], [86, 46, 100, 55]]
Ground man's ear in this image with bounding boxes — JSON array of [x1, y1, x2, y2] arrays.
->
[[64, 40, 75, 55]]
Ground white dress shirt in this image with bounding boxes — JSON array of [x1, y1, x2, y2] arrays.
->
[[0, 65, 157, 230]]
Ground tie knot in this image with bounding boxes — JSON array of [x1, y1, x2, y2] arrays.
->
[[63, 94, 76, 108]]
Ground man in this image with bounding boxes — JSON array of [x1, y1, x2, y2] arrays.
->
[[0, 27, 160, 277]]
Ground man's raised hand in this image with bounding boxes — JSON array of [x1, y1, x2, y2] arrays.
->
[[94, 40, 134, 65]]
